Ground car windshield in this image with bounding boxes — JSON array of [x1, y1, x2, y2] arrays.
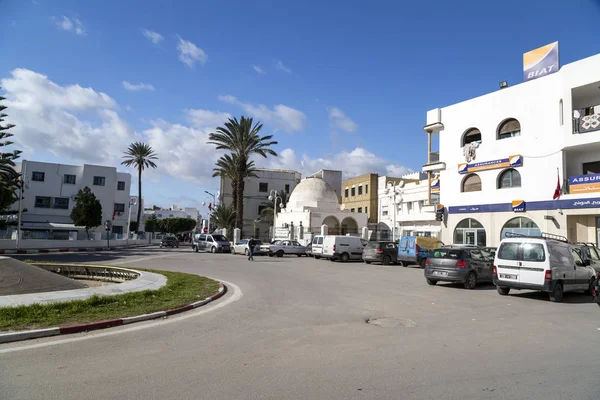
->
[[212, 235, 228, 242], [431, 248, 462, 259], [366, 242, 380, 249]]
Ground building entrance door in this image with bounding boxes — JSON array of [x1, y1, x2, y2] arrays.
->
[[464, 230, 477, 245]]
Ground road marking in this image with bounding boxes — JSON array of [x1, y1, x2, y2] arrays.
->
[[104, 253, 185, 265], [0, 279, 242, 354]]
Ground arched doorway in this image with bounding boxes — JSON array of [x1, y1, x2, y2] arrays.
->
[[454, 218, 486, 246], [323, 216, 340, 235], [341, 217, 358, 235], [500, 217, 540, 239]]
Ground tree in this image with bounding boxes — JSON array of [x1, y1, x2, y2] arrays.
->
[[208, 116, 277, 233], [0, 90, 21, 213], [155, 217, 197, 234], [210, 205, 236, 238], [259, 190, 290, 223], [121, 142, 158, 232], [144, 214, 159, 232], [129, 221, 138, 232], [212, 153, 258, 214], [70, 187, 102, 239]]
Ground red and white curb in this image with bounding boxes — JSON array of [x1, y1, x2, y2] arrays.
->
[[0, 283, 226, 344], [0, 245, 154, 255]]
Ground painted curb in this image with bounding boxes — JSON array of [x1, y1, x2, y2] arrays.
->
[[0, 283, 227, 344]]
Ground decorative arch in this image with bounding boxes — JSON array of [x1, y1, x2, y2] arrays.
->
[[323, 216, 340, 235], [454, 218, 486, 247], [497, 118, 521, 140], [501, 217, 540, 239], [341, 217, 358, 235], [461, 127, 482, 146], [461, 173, 482, 192], [497, 168, 521, 189]]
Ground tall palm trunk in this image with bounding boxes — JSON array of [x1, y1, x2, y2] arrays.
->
[[231, 181, 237, 211], [136, 167, 142, 231], [236, 178, 245, 233]]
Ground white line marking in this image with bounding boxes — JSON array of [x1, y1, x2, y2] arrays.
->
[[0, 279, 242, 354], [104, 253, 183, 265]]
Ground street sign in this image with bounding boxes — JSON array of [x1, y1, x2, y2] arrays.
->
[[104, 220, 112, 231]]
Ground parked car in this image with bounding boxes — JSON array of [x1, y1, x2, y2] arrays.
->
[[482, 247, 497, 258], [424, 245, 494, 289], [310, 235, 325, 259], [268, 240, 307, 257], [232, 239, 265, 256], [259, 240, 277, 255], [363, 241, 398, 265], [322, 235, 368, 262], [398, 235, 444, 267], [192, 233, 231, 253], [494, 233, 596, 302], [572, 242, 600, 273], [160, 236, 179, 248], [305, 242, 313, 257]]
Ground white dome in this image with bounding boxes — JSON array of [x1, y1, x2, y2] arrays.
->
[[287, 177, 340, 212]]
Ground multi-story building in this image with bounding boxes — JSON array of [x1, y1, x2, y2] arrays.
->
[[424, 48, 600, 247], [376, 172, 440, 240], [13, 161, 131, 237], [341, 173, 379, 223], [218, 168, 302, 237]]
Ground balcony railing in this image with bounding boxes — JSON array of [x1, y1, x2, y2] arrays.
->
[[573, 105, 600, 134]]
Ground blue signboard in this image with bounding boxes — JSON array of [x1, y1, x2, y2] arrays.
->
[[458, 155, 523, 175], [568, 173, 600, 195], [448, 197, 600, 214]]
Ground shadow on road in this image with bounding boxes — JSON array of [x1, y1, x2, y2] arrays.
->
[[508, 290, 595, 304], [434, 282, 498, 291]]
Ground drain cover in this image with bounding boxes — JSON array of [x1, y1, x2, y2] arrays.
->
[[366, 317, 416, 328]]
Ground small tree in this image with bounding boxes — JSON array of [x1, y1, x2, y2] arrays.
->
[[70, 187, 102, 239], [211, 205, 236, 239], [144, 214, 159, 232]]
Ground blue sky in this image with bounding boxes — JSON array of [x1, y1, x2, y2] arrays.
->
[[2, 0, 600, 215]]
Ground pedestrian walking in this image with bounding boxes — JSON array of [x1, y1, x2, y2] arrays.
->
[[248, 236, 255, 261]]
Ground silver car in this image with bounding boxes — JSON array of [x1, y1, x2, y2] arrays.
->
[[232, 239, 266, 256], [268, 240, 307, 257], [192, 233, 231, 253]]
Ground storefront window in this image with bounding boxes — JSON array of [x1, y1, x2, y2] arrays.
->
[[500, 217, 541, 239], [454, 218, 486, 246]]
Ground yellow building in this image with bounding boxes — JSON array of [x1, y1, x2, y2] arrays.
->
[[341, 173, 379, 224]]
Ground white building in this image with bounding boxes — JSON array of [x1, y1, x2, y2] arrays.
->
[[424, 50, 600, 247], [275, 175, 369, 244], [144, 205, 199, 221], [377, 172, 440, 240], [13, 161, 131, 238], [219, 168, 302, 238]]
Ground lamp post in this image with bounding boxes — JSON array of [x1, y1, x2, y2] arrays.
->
[[203, 190, 216, 234], [16, 160, 28, 250], [385, 181, 404, 242], [268, 190, 283, 240], [126, 197, 137, 247]]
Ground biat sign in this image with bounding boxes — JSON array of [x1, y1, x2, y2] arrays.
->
[[523, 42, 559, 82]]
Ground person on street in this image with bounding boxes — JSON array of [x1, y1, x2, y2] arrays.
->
[[248, 237, 255, 261]]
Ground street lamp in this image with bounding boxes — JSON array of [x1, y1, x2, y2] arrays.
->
[[126, 197, 137, 247], [385, 181, 404, 242], [16, 160, 29, 250], [203, 191, 216, 234], [268, 190, 284, 240]]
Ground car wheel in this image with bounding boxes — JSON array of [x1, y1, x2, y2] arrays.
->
[[244, 249, 249, 256], [464, 272, 477, 289], [497, 286, 510, 296], [418, 258, 426, 269], [276, 250, 284, 258], [549, 282, 564, 302], [315, 256, 321, 259], [341, 253, 349, 263], [296, 253, 302, 257], [269, 253, 274, 257], [382, 256, 391, 265], [211, 246, 217, 254], [584, 278, 595, 295], [426, 278, 437, 286], [364, 261, 371, 265], [329, 257, 335, 262]]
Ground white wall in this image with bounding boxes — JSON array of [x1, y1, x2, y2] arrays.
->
[[0, 238, 155, 250]]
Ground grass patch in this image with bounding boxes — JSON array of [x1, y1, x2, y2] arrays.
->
[[0, 264, 220, 332]]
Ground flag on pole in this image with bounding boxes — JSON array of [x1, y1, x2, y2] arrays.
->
[[112, 208, 117, 220], [553, 168, 562, 200]]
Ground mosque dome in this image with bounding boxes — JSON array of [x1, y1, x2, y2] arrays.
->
[[286, 177, 340, 212]]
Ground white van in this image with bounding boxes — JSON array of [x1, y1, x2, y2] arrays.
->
[[311, 235, 325, 259], [494, 233, 595, 302], [322, 235, 368, 262]]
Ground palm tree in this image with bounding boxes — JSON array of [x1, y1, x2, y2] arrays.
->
[[209, 116, 278, 233], [258, 190, 289, 223], [121, 142, 158, 231], [212, 153, 258, 212], [210, 204, 236, 239]]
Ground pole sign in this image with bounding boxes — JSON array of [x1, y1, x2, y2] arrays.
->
[[104, 220, 112, 231]]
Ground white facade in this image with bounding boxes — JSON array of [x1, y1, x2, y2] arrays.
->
[[14, 161, 131, 236], [219, 168, 302, 237], [425, 52, 600, 247], [377, 173, 440, 240], [144, 206, 199, 221]]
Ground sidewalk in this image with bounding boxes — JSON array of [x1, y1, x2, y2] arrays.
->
[[0, 243, 155, 255]]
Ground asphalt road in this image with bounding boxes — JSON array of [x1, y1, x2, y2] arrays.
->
[[2, 247, 600, 400]]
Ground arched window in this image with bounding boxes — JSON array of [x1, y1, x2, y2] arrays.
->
[[462, 173, 481, 192], [501, 217, 540, 239], [497, 118, 521, 139], [454, 218, 486, 246], [497, 169, 521, 189], [462, 128, 482, 146]]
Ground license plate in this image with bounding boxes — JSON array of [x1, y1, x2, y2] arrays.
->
[[433, 271, 448, 277], [499, 274, 517, 280]]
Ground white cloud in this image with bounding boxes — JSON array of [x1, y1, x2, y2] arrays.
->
[[253, 65, 266, 75], [276, 60, 292, 74], [177, 36, 208, 67], [266, 147, 411, 179], [328, 107, 358, 133], [218, 95, 306, 133], [53, 16, 85, 35], [142, 29, 163, 44], [122, 81, 155, 91], [184, 109, 231, 129]]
